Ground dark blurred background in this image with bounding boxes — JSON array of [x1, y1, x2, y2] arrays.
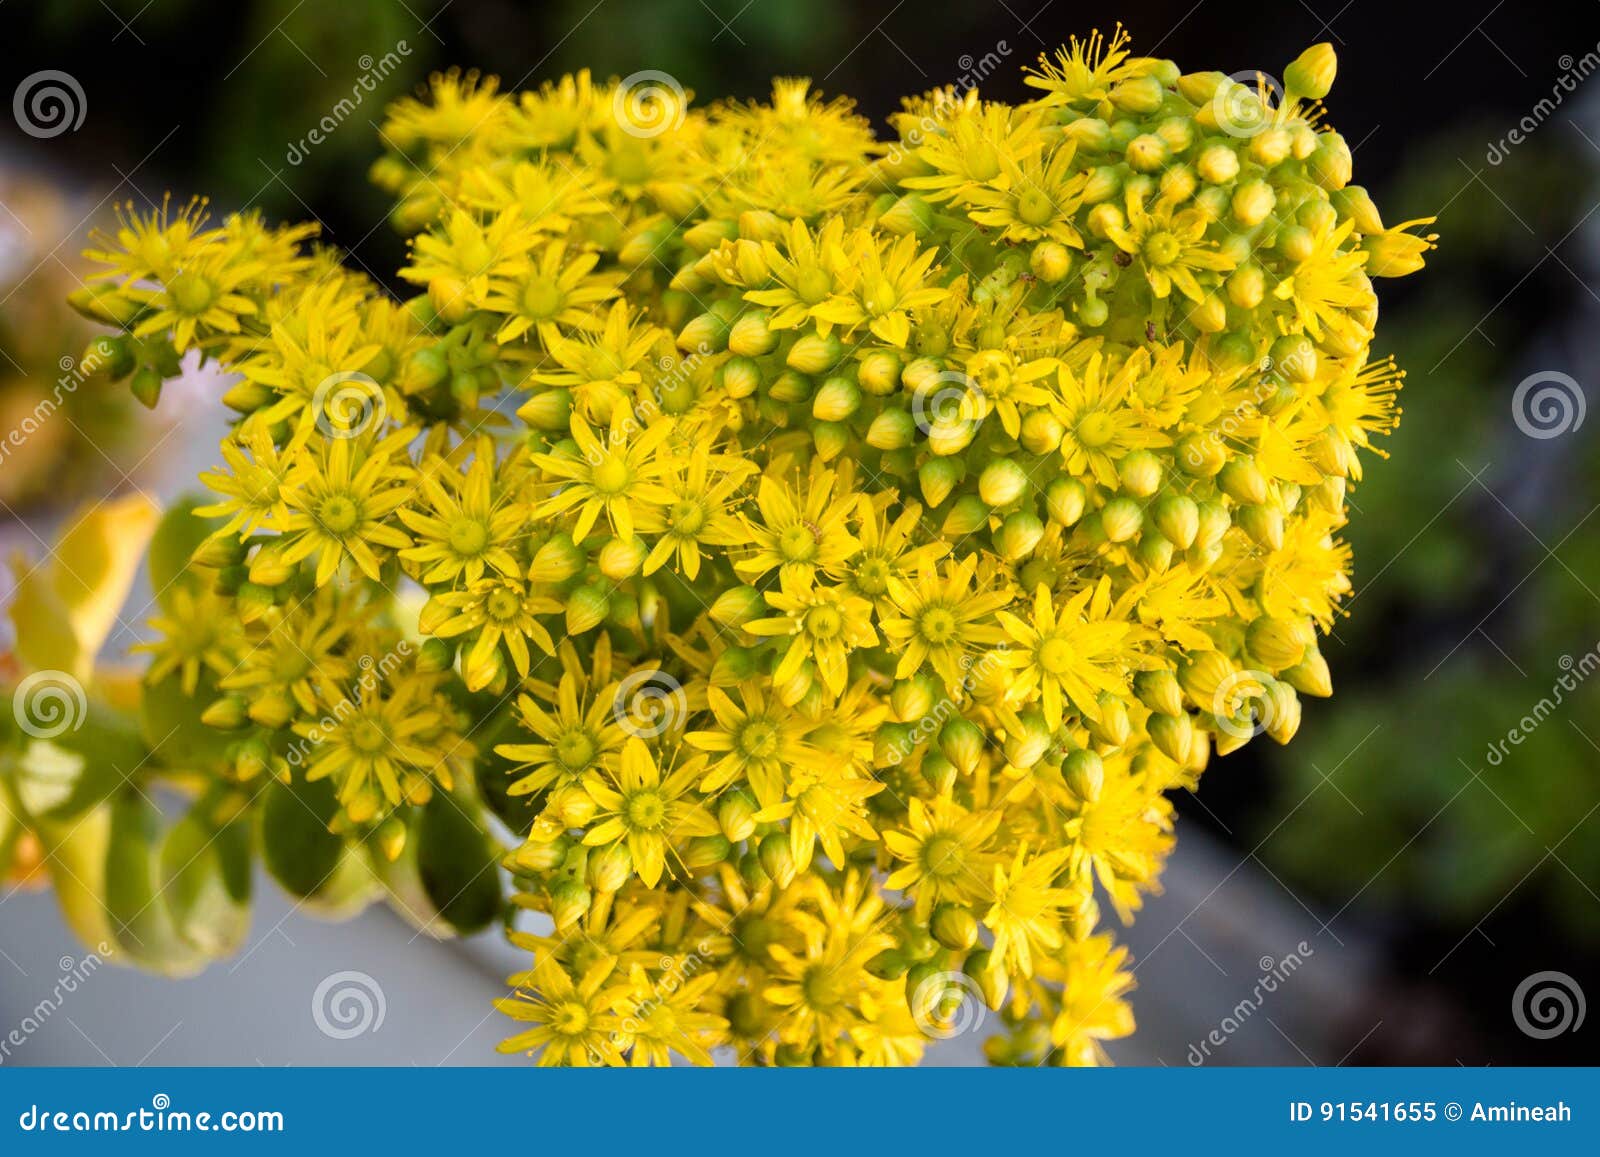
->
[[3, 0, 1599, 1066]]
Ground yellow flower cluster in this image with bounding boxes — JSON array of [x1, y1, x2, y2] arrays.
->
[[73, 30, 1431, 1065]]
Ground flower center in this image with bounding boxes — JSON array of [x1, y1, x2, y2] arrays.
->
[[349, 718, 388, 754], [448, 518, 490, 556], [521, 277, 564, 319], [853, 555, 890, 596], [625, 789, 667, 830], [966, 142, 1001, 182], [555, 729, 597, 770], [1076, 411, 1115, 448], [736, 719, 779, 760], [590, 455, 631, 495], [795, 266, 833, 305], [921, 833, 965, 879], [805, 604, 843, 640], [802, 965, 846, 1010], [1144, 231, 1182, 267], [486, 588, 522, 621], [169, 271, 216, 316], [862, 276, 898, 317], [917, 605, 958, 645], [1037, 634, 1075, 675], [669, 499, 706, 535], [1016, 188, 1056, 226], [550, 1001, 590, 1035], [316, 494, 362, 535], [778, 523, 819, 562]]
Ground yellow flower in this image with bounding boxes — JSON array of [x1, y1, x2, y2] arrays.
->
[[581, 737, 717, 887], [687, 685, 824, 808], [879, 557, 1011, 688], [1104, 191, 1236, 301], [531, 412, 674, 542], [278, 429, 416, 586], [883, 797, 1002, 920], [497, 955, 632, 1066], [735, 465, 860, 592], [997, 579, 1133, 728], [399, 443, 525, 586], [746, 584, 878, 698], [431, 575, 560, 686]]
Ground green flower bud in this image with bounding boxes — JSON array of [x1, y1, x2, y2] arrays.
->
[[867, 948, 911, 981], [1045, 476, 1088, 526], [1148, 711, 1195, 764], [1231, 180, 1276, 227], [1307, 132, 1352, 190], [891, 673, 939, 723], [878, 193, 936, 237], [1110, 75, 1164, 114], [566, 583, 610, 635], [1153, 494, 1199, 549], [247, 546, 296, 587], [1263, 680, 1302, 744], [931, 905, 980, 952], [978, 458, 1029, 508], [1218, 457, 1269, 505], [549, 877, 591, 931], [518, 386, 573, 430], [707, 586, 762, 630], [1019, 409, 1065, 455], [201, 695, 249, 731], [941, 495, 989, 538], [1002, 709, 1052, 768], [529, 533, 586, 583], [1196, 142, 1240, 184], [812, 375, 861, 421], [588, 842, 633, 892], [1177, 431, 1227, 476], [1190, 293, 1228, 334], [1176, 71, 1226, 105], [1247, 614, 1311, 671], [996, 510, 1045, 560], [719, 355, 762, 399], [759, 831, 796, 887], [1331, 185, 1384, 235], [222, 379, 274, 413], [728, 310, 778, 356], [1196, 500, 1232, 546], [1064, 117, 1113, 150], [920, 751, 957, 795], [1284, 43, 1337, 101], [1063, 748, 1105, 802], [710, 644, 762, 688], [964, 949, 1007, 1010], [1118, 450, 1163, 497], [1030, 241, 1073, 283], [939, 716, 985, 775], [1100, 497, 1143, 542], [1249, 126, 1294, 167], [858, 350, 903, 395], [677, 311, 731, 353], [918, 457, 963, 508], [598, 536, 647, 580], [247, 691, 294, 730], [718, 789, 759, 843], [866, 406, 915, 450], [1138, 531, 1174, 571], [1135, 670, 1184, 717], [1125, 133, 1169, 172], [1178, 649, 1234, 708], [1237, 502, 1284, 550], [768, 369, 812, 404], [786, 331, 845, 375], [1081, 165, 1122, 204], [1281, 650, 1333, 698], [511, 836, 570, 874]]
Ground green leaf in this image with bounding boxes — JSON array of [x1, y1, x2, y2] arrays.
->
[[258, 776, 376, 917], [103, 792, 209, 976], [159, 786, 253, 957], [378, 792, 502, 937], [140, 670, 237, 769], [146, 495, 219, 610], [34, 803, 118, 956], [4, 702, 149, 822], [8, 495, 159, 681]]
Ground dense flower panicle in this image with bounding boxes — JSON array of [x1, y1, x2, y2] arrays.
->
[[73, 30, 1431, 1066]]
